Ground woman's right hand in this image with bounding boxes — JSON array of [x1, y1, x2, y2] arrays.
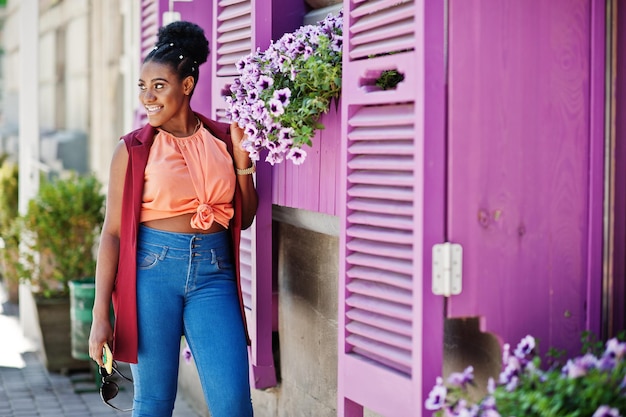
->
[[89, 316, 113, 367]]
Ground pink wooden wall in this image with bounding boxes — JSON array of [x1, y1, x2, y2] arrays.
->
[[446, 0, 604, 357], [271, 105, 342, 215]]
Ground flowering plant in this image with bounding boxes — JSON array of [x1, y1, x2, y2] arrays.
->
[[425, 333, 626, 417], [225, 12, 343, 165]]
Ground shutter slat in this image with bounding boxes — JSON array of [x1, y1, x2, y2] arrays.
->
[[350, 34, 415, 60], [351, 18, 414, 47], [347, 184, 413, 201], [351, 2, 414, 34], [346, 308, 412, 336], [347, 280, 412, 305], [217, 27, 254, 43], [218, 0, 248, 6], [347, 265, 412, 290], [217, 16, 252, 34], [347, 321, 412, 350], [351, 0, 412, 18], [217, 2, 252, 21], [347, 335, 411, 368], [348, 125, 414, 140], [349, 140, 414, 155], [347, 250, 413, 274], [349, 104, 414, 126], [348, 211, 413, 231], [351, 343, 411, 374], [217, 39, 253, 56], [347, 197, 413, 215], [347, 156, 414, 171], [349, 171, 414, 186], [346, 293, 412, 321]]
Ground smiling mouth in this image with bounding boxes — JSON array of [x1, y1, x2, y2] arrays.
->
[[145, 105, 162, 114]]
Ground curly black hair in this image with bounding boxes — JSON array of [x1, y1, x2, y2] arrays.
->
[[144, 21, 210, 94]]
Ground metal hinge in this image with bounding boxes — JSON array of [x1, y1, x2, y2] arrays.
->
[[432, 242, 463, 297]]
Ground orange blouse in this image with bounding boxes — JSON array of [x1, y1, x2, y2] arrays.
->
[[140, 126, 236, 230]]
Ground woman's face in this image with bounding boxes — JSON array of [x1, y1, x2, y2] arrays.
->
[[138, 61, 193, 129]]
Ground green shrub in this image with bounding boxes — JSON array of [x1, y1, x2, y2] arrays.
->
[[21, 172, 105, 297], [0, 157, 20, 287]]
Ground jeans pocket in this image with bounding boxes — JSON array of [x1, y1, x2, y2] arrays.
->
[[137, 247, 164, 270]]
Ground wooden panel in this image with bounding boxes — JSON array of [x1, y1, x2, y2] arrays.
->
[[271, 105, 342, 215], [447, 0, 598, 357]]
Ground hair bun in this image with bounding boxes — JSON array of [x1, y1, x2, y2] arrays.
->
[[157, 21, 209, 65]]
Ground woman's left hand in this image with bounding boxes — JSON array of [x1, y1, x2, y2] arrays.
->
[[230, 121, 258, 229], [230, 121, 252, 168]]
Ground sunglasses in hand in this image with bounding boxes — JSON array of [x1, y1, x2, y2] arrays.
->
[[99, 361, 133, 412]]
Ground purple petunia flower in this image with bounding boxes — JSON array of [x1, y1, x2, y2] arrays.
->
[[251, 101, 266, 119], [181, 344, 192, 364], [265, 151, 285, 166], [268, 99, 285, 117], [499, 356, 521, 385], [244, 124, 259, 140], [505, 375, 519, 392], [592, 405, 622, 417], [273, 88, 292, 106], [513, 335, 535, 359], [447, 366, 474, 388], [424, 377, 447, 411], [562, 353, 598, 379], [604, 338, 626, 361], [256, 75, 274, 91], [287, 147, 307, 165]]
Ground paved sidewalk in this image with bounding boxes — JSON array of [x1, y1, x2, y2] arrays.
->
[[0, 284, 202, 417]]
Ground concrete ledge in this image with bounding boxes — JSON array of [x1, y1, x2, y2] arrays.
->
[[272, 205, 339, 237]]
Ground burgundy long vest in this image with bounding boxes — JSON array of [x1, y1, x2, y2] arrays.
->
[[111, 113, 251, 364]]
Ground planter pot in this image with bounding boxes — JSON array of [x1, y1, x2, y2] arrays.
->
[[69, 277, 115, 362], [35, 294, 90, 372], [69, 277, 95, 361]]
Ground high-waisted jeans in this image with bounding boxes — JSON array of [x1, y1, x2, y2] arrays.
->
[[130, 225, 253, 417]]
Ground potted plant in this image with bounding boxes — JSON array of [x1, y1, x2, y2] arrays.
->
[[20, 172, 105, 372], [226, 11, 403, 166], [226, 11, 343, 165], [0, 156, 20, 303]]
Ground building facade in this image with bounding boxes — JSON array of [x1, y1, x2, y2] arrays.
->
[[3, 0, 626, 416]]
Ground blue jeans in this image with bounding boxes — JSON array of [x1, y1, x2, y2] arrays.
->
[[130, 225, 253, 417]]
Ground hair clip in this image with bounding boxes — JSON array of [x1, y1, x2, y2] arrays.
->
[[179, 55, 184, 60], [170, 43, 174, 46]]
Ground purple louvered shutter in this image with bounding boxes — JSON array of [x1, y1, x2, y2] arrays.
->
[[338, 1, 445, 416], [135, 0, 161, 128], [211, 0, 277, 389]]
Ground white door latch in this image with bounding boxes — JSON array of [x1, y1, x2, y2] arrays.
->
[[432, 242, 463, 297]]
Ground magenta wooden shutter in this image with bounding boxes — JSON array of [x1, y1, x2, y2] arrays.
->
[[211, 0, 277, 389], [135, 0, 160, 128], [338, 1, 445, 416]]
